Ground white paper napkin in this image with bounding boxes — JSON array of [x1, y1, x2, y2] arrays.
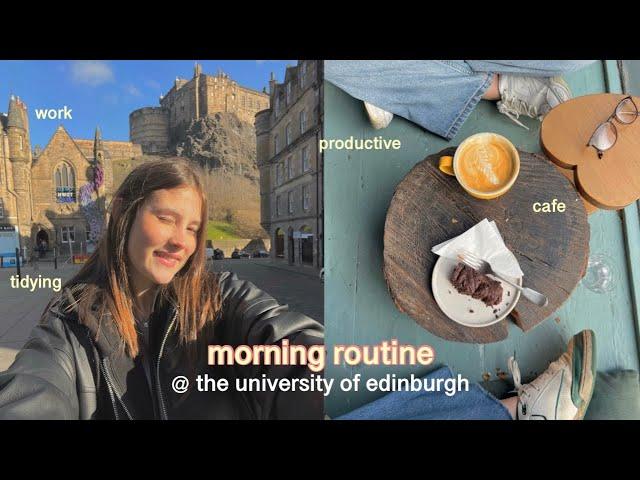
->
[[431, 218, 523, 278]]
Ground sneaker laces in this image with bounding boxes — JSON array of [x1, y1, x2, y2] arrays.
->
[[497, 97, 532, 130], [508, 356, 523, 391], [508, 355, 559, 398]]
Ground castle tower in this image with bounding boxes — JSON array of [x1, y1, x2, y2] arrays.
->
[[7, 95, 34, 247], [129, 107, 170, 154], [194, 62, 201, 119], [269, 72, 276, 95], [7, 96, 31, 161]]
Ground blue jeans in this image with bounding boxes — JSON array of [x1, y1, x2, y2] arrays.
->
[[336, 366, 513, 420], [324, 60, 596, 140]]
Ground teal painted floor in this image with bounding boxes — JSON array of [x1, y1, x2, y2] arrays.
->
[[324, 61, 640, 417]]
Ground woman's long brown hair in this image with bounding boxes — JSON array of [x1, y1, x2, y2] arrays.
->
[[60, 157, 221, 359]]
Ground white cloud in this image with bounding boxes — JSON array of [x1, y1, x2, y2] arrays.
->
[[70, 61, 114, 86], [124, 84, 142, 97]]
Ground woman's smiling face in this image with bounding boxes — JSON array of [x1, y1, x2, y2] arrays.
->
[[127, 186, 202, 292]]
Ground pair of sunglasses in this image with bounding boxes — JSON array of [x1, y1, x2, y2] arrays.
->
[[587, 96, 639, 158]]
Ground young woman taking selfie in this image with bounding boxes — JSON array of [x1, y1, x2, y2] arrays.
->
[[0, 158, 324, 420]]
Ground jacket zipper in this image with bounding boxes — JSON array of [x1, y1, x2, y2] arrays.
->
[[88, 303, 177, 420], [156, 307, 178, 420], [87, 333, 133, 420], [100, 359, 133, 420]]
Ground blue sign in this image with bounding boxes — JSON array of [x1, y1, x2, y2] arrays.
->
[[56, 187, 75, 203]]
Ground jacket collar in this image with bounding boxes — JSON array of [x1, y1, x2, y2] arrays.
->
[[55, 284, 178, 359], [55, 285, 179, 419]]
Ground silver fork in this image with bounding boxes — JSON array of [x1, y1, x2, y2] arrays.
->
[[457, 249, 549, 307]]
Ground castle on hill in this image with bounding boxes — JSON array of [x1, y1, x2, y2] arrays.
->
[[130, 63, 270, 154]]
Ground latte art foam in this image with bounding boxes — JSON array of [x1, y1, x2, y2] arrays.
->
[[457, 139, 515, 193]]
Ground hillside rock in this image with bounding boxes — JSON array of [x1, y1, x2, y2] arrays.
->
[[174, 112, 258, 183]]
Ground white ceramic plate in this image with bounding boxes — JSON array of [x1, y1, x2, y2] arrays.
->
[[432, 256, 522, 328]]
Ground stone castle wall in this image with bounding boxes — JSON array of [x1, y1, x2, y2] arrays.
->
[[200, 75, 269, 125], [133, 71, 270, 153], [129, 107, 170, 154]]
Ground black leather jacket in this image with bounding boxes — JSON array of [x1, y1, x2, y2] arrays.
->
[[0, 272, 324, 420]]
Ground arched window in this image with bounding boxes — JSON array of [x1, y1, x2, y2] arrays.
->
[[54, 163, 76, 203]]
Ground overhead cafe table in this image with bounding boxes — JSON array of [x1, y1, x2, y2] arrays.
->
[[383, 147, 590, 344], [324, 65, 640, 418]]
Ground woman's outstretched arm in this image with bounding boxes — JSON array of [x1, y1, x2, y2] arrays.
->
[[0, 313, 81, 420], [216, 271, 325, 419]]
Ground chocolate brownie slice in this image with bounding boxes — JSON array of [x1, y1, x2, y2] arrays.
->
[[450, 262, 503, 306]]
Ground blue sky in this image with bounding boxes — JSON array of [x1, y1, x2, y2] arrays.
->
[[0, 60, 293, 148]]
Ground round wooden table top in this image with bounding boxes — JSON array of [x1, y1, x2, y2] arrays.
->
[[383, 147, 590, 343], [541, 93, 640, 210]]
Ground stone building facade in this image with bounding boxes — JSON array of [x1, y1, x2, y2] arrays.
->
[[1, 95, 142, 258], [130, 64, 270, 153], [255, 60, 323, 271]]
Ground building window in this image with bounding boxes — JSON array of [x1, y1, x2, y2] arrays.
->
[[276, 195, 281, 216], [288, 191, 294, 214], [19, 136, 23, 151], [286, 156, 293, 180], [300, 62, 306, 88], [54, 163, 76, 203], [302, 146, 310, 172], [61, 226, 75, 244], [274, 134, 280, 155], [275, 96, 280, 117], [85, 224, 91, 242], [303, 185, 310, 211], [285, 123, 292, 146], [300, 109, 307, 134], [0, 198, 4, 218], [276, 163, 283, 186], [286, 82, 292, 105]]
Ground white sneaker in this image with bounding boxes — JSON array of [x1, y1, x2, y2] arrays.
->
[[497, 75, 572, 130], [508, 330, 596, 420], [364, 101, 393, 129]]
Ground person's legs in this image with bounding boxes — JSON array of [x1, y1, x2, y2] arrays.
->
[[337, 327, 595, 420], [507, 330, 596, 420], [336, 366, 514, 420], [482, 74, 501, 101], [501, 395, 518, 419], [470, 61, 598, 127], [325, 60, 597, 139], [466, 60, 597, 77], [324, 60, 494, 140]]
